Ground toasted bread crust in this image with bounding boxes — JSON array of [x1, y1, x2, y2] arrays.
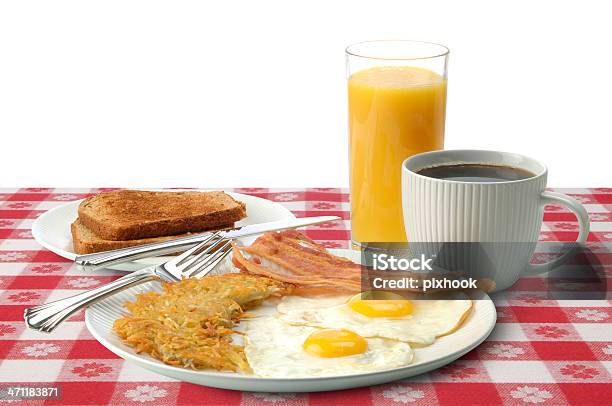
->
[[78, 190, 246, 241], [71, 219, 234, 254]]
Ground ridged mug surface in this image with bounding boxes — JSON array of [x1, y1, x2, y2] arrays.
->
[[402, 150, 548, 291]]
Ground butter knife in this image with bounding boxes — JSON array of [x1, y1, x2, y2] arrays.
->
[[75, 216, 340, 271]]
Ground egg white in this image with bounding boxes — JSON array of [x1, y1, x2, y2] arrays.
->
[[276, 294, 472, 345], [243, 316, 413, 378]]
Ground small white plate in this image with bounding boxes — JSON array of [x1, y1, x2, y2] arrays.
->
[[32, 190, 295, 271], [85, 249, 496, 392]]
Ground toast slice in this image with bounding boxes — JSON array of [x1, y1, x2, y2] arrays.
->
[[71, 219, 234, 254], [78, 190, 247, 241]]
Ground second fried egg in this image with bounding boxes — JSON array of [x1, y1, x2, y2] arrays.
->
[[277, 292, 472, 345]]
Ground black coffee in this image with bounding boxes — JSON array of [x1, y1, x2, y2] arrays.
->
[[416, 163, 535, 182]]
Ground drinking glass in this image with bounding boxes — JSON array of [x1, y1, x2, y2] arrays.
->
[[346, 40, 449, 245]]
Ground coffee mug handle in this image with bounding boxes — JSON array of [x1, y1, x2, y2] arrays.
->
[[522, 191, 590, 275]]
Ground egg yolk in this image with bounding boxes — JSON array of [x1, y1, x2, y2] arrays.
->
[[348, 291, 413, 317], [303, 329, 368, 358]]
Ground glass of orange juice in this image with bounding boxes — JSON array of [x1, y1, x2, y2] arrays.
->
[[346, 40, 449, 245]]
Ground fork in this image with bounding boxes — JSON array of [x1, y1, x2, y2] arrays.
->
[[24, 231, 233, 333]]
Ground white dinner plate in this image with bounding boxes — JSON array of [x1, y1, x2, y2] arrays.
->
[[85, 249, 497, 392], [32, 190, 295, 271]]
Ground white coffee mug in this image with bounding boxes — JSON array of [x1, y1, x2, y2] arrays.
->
[[402, 150, 590, 291]]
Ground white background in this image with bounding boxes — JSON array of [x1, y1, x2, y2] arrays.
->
[[1, 1, 610, 187]]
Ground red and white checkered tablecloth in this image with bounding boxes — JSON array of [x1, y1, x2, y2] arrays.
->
[[0, 187, 610, 405]]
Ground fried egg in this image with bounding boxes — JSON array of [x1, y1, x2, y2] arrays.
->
[[277, 292, 472, 345], [243, 317, 413, 378]]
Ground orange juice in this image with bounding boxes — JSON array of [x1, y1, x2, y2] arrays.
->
[[348, 66, 447, 243]]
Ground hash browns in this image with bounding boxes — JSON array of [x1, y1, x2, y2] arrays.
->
[[113, 274, 292, 372]]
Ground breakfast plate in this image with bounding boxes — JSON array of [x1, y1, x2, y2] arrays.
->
[[32, 190, 295, 271], [85, 249, 497, 392]]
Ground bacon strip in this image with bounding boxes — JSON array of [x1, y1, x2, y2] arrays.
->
[[232, 230, 361, 293]]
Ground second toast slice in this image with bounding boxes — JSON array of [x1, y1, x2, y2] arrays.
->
[[71, 219, 234, 254]]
